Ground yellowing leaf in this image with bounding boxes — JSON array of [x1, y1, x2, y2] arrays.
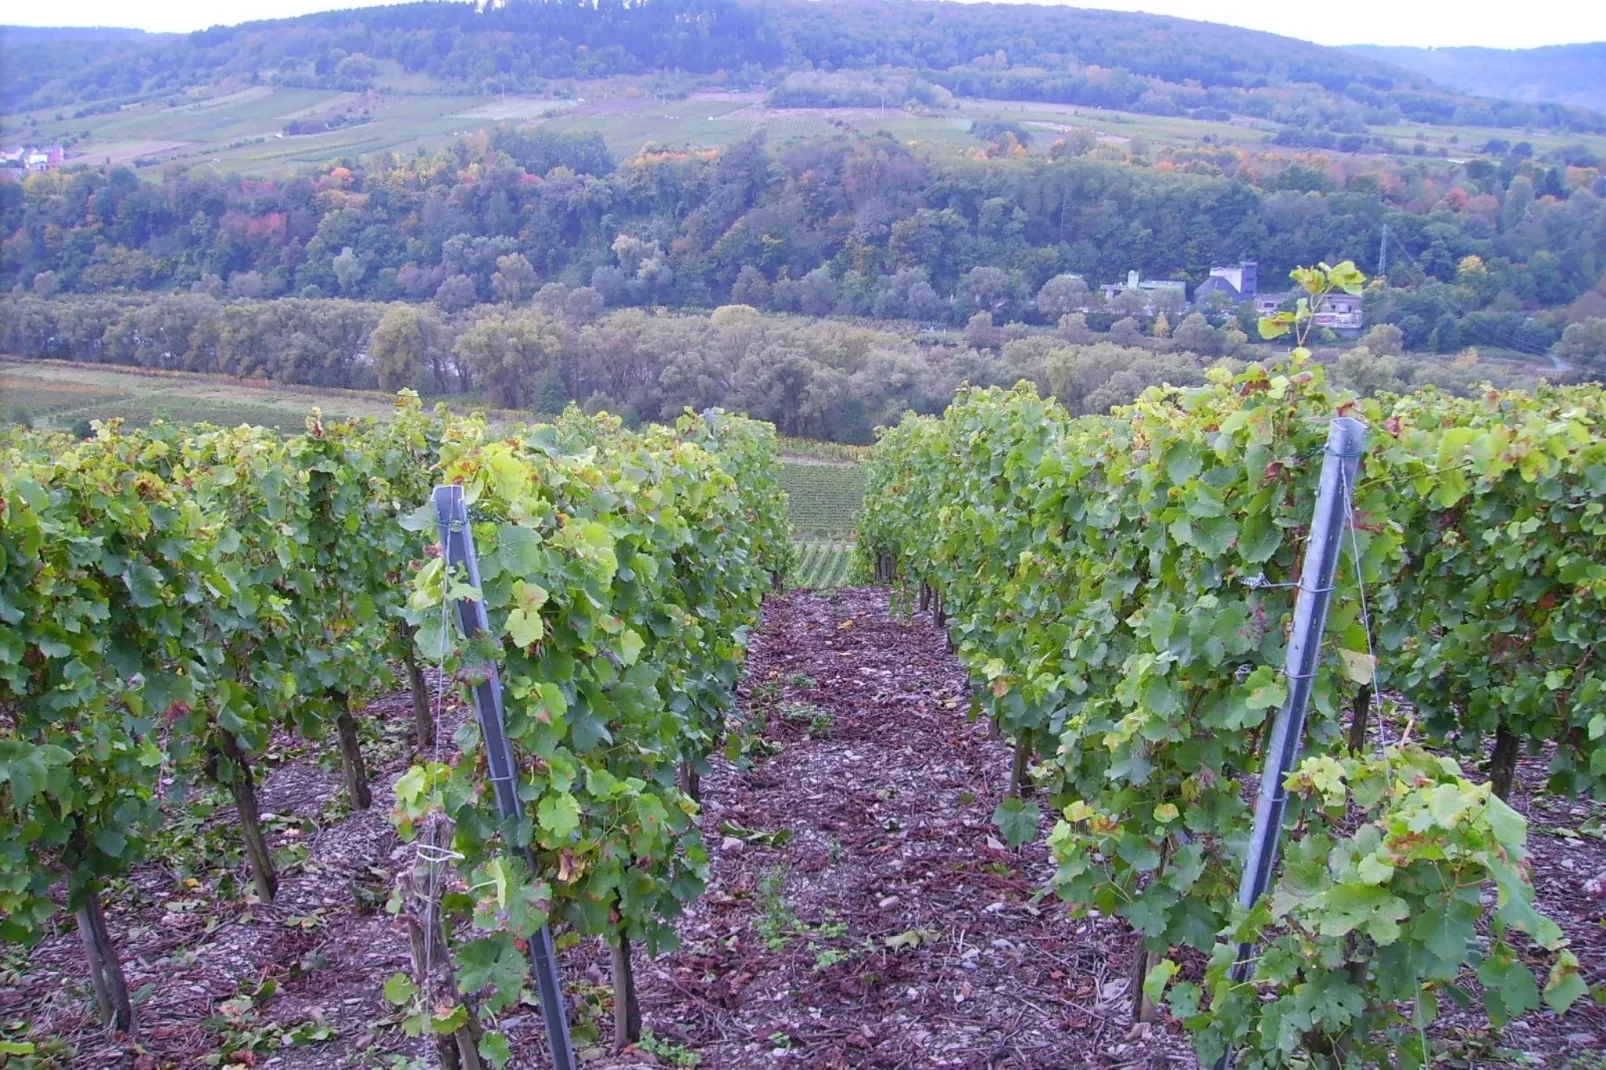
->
[[1338, 648, 1375, 686], [615, 628, 645, 666], [506, 606, 544, 649], [505, 580, 549, 649]]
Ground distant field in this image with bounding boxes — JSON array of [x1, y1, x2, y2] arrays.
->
[[1366, 119, 1606, 158], [541, 98, 757, 158], [779, 462, 866, 535], [12, 87, 511, 175], [17, 74, 1601, 178], [454, 98, 576, 121], [789, 538, 857, 590], [0, 372, 135, 419], [955, 98, 1273, 152], [0, 361, 433, 432]]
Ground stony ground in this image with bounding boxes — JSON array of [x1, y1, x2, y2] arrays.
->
[[7, 588, 1603, 1069]]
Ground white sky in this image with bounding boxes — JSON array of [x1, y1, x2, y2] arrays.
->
[[2, 0, 1603, 49]]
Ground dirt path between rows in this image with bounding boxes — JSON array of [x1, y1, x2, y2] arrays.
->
[[615, 587, 1188, 1069], [9, 588, 1603, 1068]]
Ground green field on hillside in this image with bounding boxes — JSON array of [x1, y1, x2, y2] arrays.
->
[[779, 462, 866, 535], [1, 361, 433, 431], [9, 77, 1436, 179], [789, 538, 857, 589], [10, 87, 551, 175]]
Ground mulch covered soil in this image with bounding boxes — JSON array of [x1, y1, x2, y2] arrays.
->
[[8, 588, 1605, 1068]]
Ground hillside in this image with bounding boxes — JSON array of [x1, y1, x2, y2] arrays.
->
[[4, 0, 1604, 134], [1347, 42, 1606, 115]]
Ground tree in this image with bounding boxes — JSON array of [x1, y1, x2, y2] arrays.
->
[[1150, 286, 1187, 316], [1106, 288, 1149, 318], [1151, 311, 1171, 338], [964, 311, 1002, 349], [1502, 175, 1534, 232], [1429, 313, 1462, 353], [798, 266, 838, 317], [730, 265, 771, 308], [31, 270, 57, 297], [564, 286, 605, 323], [1109, 316, 1144, 346], [1358, 323, 1405, 357], [369, 304, 443, 392], [434, 274, 478, 313], [1221, 325, 1248, 355], [453, 311, 566, 409], [228, 271, 266, 299], [332, 246, 366, 294], [1056, 312, 1094, 344], [1557, 317, 1606, 376], [958, 266, 1016, 316], [1171, 311, 1219, 355], [1037, 274, 1091, 320], [491, 253, 537, 304], [534, 282, 568, 315]]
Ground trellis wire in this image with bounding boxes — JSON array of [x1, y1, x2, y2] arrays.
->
[[416, 569, 457, 1068]]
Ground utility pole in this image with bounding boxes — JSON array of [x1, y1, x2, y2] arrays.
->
[[1378, 223, 1389, 279], [433, 485, 577, 1070], [1213, 417, 1368, 1070]]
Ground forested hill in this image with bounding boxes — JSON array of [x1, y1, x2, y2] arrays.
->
[[5, 0, 1604, 133], [1345, 43, 1606, 116]]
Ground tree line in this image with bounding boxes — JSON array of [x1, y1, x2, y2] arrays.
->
[[2, 290, 1547, 443], [4, 128, 1603, 344]]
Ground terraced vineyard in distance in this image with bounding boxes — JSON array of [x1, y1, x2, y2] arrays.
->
[[778, 457, 864, 589], [779, 461, 866, 534], [789, 538, 856, 589]]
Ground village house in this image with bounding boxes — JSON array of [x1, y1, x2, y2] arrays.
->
[[2, 145, 66, 174], [1192, 260, 1259, 305], [1100, 269, 1188, 310]]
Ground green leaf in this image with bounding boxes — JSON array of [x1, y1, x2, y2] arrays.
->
[[1167, 980, 1201, 1021], [993, 795, 1041, 848], [479, 1030, 513, 1069], [1355, 853, 1394, 885], [1479, 944, 1540, 1025], [383, 971, 418, 1006], [456, 936, 528, 1011], [498, 524, 544, 577], [1245, 666, 1287, 711], [1238, 514, 1281, 565], [1258, 316, 1292, 340], [1543, 951, 1588, 1014], [537, 792, 582, 841], [1413, 907, 1474, 968], [1166, 443, 1202, 485], [1143, 957, 1180, 1004]]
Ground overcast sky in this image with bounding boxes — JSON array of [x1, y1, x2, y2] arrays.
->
[[4, 0, 1604, 49]]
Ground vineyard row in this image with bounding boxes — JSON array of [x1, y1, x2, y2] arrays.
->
[[0, 397, 793, 1062]]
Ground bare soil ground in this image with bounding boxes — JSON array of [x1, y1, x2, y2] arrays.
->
[[8, 588, 1603, 1068]]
